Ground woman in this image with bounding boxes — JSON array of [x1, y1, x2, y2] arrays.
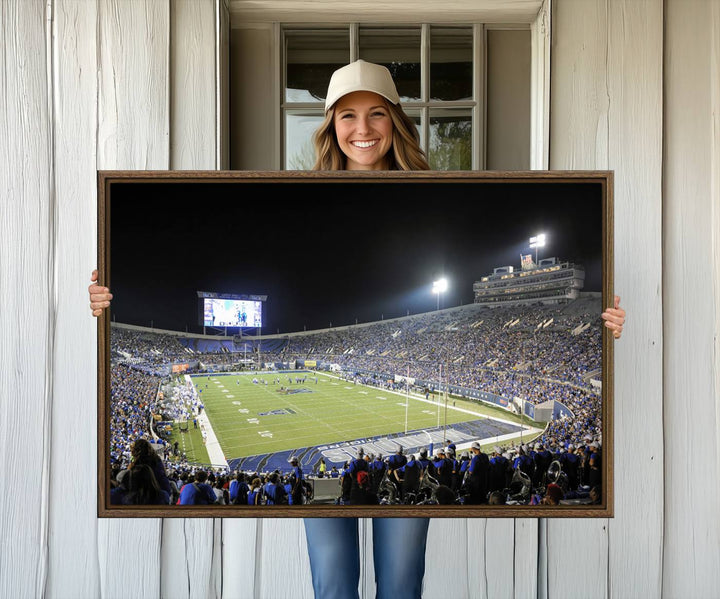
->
[[300, 65, 432, 599], [129, 437, 172, 497], [89, 59, 626, 599], [311, 60, 429, 172], [110, 463, 171, 505]]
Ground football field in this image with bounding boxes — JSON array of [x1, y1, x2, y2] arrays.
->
[[189, 371, 506, 462]]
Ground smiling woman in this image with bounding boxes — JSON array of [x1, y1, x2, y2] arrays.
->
[[333, 90, 395, 170], [311, 60, 430, 172], [302, 59, 434, 599]]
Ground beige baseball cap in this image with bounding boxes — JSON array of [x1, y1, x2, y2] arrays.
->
[[324, 59, 400, 112]]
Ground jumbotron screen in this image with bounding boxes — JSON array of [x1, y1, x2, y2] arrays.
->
[[197, 291, 266, 328], [203, 298, 262, 328]]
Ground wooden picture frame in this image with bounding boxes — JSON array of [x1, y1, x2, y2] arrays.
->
[[97, 170, 614, 518]]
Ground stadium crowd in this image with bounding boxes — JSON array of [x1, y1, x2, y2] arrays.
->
[[110, 436, 602, 507], [107, 298, 605, 506]]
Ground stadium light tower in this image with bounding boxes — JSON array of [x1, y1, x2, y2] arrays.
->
[[432, 278, 448, 311], [529, 233, 546, 264]]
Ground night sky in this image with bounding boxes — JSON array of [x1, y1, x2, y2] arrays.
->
[[108, 178, 605, 335]]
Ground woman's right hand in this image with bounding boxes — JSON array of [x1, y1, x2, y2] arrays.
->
[[89, 269, 113, 317]]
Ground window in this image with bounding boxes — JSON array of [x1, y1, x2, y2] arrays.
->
[[228, 23, 531, 171], [282, 25, 505, 171]]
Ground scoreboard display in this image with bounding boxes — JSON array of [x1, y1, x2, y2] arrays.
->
[[197, 291, 266, 329]]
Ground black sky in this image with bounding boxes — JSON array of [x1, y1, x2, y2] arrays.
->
[[108, 179, 604, 335]]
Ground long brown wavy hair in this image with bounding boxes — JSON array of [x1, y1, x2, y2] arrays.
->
[[312, 99, 430, 171]]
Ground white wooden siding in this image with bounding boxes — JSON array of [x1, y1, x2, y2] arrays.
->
[[550, 2, 665, 598], [663, 1, 720, 597]]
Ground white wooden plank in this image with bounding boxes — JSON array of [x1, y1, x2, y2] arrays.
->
[[604, 2, 664, 597], [47, 0, 102, 595], [663, 1, 720, 596], [0, 2, 52, 599], [257, 518, 314, 599], [170, 0, 217, 169], [221, 519, 260, 598], [209, 519, 223, 598], [712, 9, 720, 555], [487, 519, 523, 599], [549, 1, 664, 597], [550, 0, 609, 170], [228, 0, 544, 24], [96, 0, 170, 170], [513, 519, 538, 599], [161, 519, 218, 599], [425, 518, 472, 599], [96, 1, 170, 595], [428, 518, 524, 599], [98, 519, 162, 598], [537, 519, 547, 599], [547, 519, 607, 599], [462, 519, 480, 599]]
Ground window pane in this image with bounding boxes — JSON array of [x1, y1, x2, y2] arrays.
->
[[429, 109, 472, 170], [285, 30, 350, 103], [430, 27, 473, 101], [359, 27, 421, 102], [402, 109, 424, 148], [285, 112, 324, 170]]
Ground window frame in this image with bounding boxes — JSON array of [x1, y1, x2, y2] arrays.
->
[[281, 23, 487, 170], [277, 12, 550, 172]]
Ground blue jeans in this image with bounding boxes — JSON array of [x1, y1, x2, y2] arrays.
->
[[303, 517, 430, 599]]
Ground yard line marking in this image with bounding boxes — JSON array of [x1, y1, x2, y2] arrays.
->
[[200, 370, 523, 465]]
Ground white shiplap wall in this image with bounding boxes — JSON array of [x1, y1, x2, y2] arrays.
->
[[2, 1, 719, 598], [550, 2, 664, 598], [663, 1, 720, 597], [0, 2, 53, 599], [48, 2, 101, 597]]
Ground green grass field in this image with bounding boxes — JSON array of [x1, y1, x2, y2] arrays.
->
[[170, 370, 535, 463], [167, 421, 211, 465]]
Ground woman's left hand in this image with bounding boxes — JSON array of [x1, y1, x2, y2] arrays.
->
[[601, 295, 625, 339]]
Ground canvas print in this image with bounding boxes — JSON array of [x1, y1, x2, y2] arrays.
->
[[97, 170, 613, 517]]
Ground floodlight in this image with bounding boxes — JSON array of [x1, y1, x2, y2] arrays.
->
[[529, 233, 547, 264], [529, 233, 546, 248], [432, 278, 448, 294], [432, 278, 448, 310]]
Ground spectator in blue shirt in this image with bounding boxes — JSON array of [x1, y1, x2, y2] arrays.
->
[[177, 470, 216, 505]]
